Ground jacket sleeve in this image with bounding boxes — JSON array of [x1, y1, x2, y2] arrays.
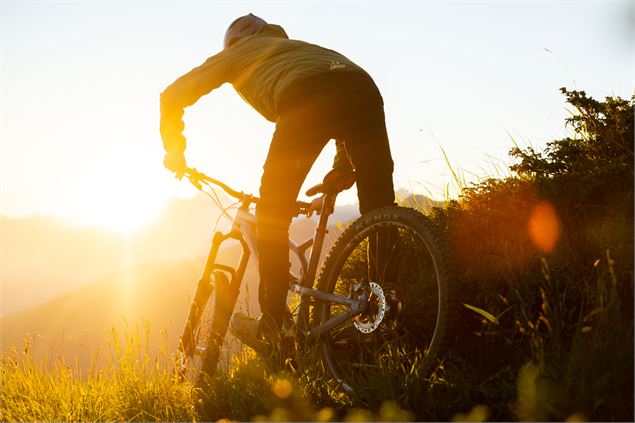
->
[[333, 140, 354, 172], [160, 50, 232, 154]]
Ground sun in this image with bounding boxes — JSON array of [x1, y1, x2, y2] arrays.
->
[[58, 150, 181, 235], [63, 172, 167, 234], [66, 188, 165, 235]]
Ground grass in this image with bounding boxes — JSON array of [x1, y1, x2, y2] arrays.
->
[[1, 324, 197, 422], [1, 326, 415, 422]]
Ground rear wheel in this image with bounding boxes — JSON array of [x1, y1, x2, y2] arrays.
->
[[177, 271, 233, 385], [316, 206, 454, 394]]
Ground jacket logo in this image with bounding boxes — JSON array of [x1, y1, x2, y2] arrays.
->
[[330, 60, 346, 70]]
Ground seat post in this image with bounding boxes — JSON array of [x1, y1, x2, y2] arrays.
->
[[306, 193, 337, 282]]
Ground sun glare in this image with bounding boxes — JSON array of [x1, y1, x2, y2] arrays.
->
[[58, 148, 177, 235], [65, 190, 164, 235], [63, 177, 166, 234]]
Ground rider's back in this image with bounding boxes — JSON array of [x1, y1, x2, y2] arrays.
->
[[161, 23, 374, 123]]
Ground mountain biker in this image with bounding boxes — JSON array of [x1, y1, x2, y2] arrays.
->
[[160, 13, 395, 355]]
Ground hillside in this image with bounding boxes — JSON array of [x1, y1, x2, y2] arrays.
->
[[1, 258, 202, 366], [0, 193, 222, 317], [1, 189, 375, 318], [0, 215, 129, 317]]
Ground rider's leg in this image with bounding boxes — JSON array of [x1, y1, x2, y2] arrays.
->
[[256, 104, 329, 328], [255, 84, 395, 330], [340, 94, 395, 213], [336, 92, 397, 283]]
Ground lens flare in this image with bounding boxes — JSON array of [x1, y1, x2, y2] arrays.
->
[[272, 378, 293, 399], [528, 202, 561, 253]]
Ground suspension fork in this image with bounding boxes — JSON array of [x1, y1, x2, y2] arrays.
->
[[180, 229, 250, 355]]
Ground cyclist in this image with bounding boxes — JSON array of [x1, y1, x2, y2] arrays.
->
[[160, 13, 395, 355]]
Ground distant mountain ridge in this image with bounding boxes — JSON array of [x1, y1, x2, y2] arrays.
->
[[0, 258, 203, 367], [1, 194, 221, 317], [396, 190, 445, 213]]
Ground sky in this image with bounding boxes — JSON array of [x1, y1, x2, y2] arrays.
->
[[1, 0, 632, 232]]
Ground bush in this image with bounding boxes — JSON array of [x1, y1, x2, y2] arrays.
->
[[426, 88, 634, 420]]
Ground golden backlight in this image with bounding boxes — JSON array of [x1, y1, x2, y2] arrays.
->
[[60, 153, 171, 234]]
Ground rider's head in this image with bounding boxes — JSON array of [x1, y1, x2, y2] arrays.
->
[[224, 13, 267, 49]]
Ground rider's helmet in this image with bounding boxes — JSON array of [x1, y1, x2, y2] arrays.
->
[[223, 13, 267, 49]]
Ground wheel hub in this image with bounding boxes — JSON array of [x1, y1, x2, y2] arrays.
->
[[354, 282, 387, 333]]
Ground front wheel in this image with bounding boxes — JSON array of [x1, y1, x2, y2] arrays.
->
[[316, 206, 455, 395], [177, 271, 233, 385]]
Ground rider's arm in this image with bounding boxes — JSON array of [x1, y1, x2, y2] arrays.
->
[[160, 50, 233, 154], [333, 140, 354, 172]]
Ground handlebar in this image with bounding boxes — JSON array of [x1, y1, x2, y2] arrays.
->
[[185, 167, 245, 200], [184, 167, 312, 216]]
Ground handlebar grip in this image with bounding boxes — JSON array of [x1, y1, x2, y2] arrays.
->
[[295, 201, 312, 216], [186, 168, 203, 190], [297, 200, 311, 209], [190, 178, 203, 190]]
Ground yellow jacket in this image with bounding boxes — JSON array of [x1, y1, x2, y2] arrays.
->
[[160, 23, 370, 171]]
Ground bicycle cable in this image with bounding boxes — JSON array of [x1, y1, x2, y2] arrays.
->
[[197, 178, 243, 235], [199, 179, 234, 221], [212, 199, 240, 233]]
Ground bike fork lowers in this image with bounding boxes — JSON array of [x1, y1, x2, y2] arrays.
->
[[180, 229, 251, 356]]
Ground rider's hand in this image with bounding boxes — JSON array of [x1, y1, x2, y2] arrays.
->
[[163, 150, 186, 179], [307, 195, 324, 217], [323, 169, 356, 192], [306, 169, 355, 217]]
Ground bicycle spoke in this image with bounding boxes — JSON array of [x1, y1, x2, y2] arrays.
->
[[349, 362, 380, 369], [330, 323, 359, 343]]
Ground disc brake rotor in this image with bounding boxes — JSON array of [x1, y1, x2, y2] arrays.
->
[[354, 282, 387, 334]]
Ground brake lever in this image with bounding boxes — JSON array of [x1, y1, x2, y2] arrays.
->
[[190, 177, 203, 191], [186, 168, 203, 191]]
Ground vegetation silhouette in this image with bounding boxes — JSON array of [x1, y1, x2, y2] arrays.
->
[[424, 88, 633, 421]]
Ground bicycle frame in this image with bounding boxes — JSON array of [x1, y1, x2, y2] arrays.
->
[[183, 170, 367, 348]]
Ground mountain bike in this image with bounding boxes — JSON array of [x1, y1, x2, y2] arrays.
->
[[176, 167, 455, 394]]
